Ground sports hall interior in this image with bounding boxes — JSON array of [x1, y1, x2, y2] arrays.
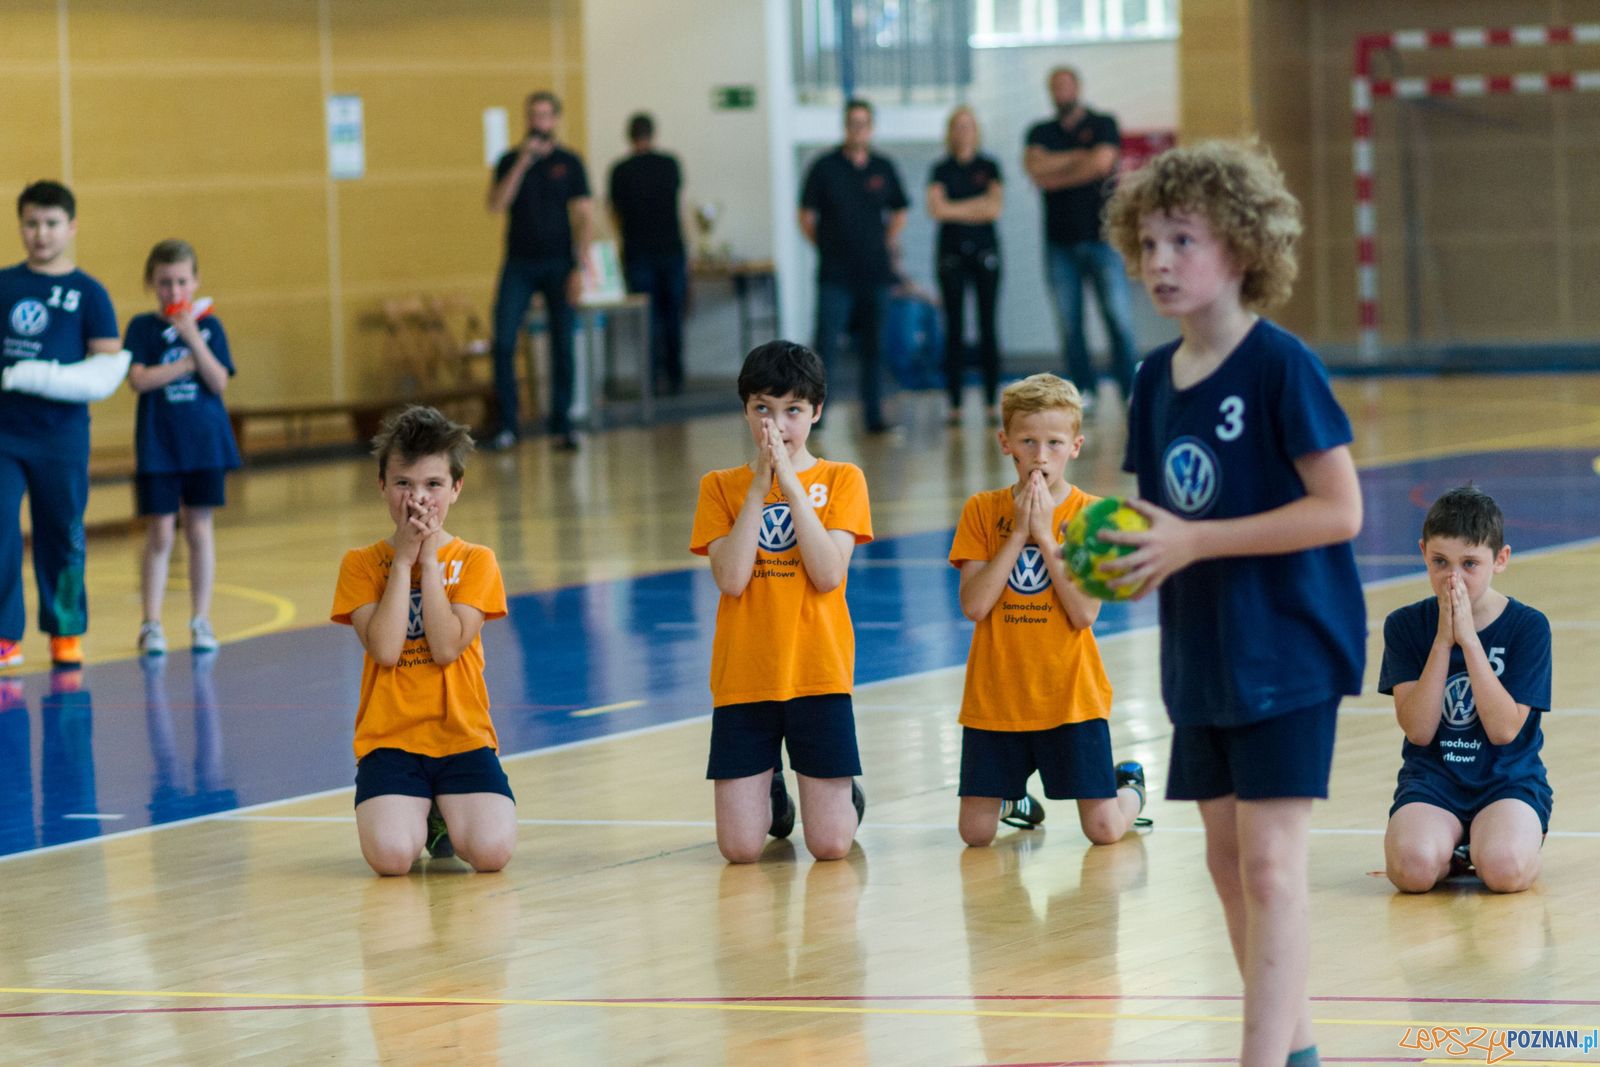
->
[[1, 1, 1598, 1063]]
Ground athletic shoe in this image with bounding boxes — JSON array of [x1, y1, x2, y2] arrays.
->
[[769, 772, 795, 839], [488, 429, 518, 451], [0, 638, 21, 671], [49, 635, 83, 669], [1000, 794, 1046, 830], [190, 618, 218, 653], [851, 780, 866, 826], [1448, 843, 1475, 878], [1116, 760, 1153, 828], [425, 802, 454, 859], [138, 621, 167, 656]]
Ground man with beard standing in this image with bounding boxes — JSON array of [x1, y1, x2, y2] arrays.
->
[[1024, 67, 1136, 410], [487, 90, 593, 451]]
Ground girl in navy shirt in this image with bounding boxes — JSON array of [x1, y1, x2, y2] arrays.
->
[[125, 240, 241, 656], [1103, 143, 1365, 1067]]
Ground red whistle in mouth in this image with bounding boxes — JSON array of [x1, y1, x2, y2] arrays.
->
[[163, 296, 214, 320]]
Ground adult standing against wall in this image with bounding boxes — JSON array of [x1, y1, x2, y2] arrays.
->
[[928, 106, 1003, 426], [1024, 67, 1136, 409], [487, 90, 592, 452], [799, 99, 909, 435], [608, 112, 687, 397]]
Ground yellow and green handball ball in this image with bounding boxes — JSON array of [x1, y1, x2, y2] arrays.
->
[[1062, 496, 1150, 601]]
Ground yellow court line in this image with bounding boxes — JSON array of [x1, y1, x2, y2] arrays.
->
[[206, 581, 298, 643], [569, 699, 644, 718], [0, 985, 1591, 1036]]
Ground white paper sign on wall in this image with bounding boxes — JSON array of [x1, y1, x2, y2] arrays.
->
[[326, 95, 365, 180]]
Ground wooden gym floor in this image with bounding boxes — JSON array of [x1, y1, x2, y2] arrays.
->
[[1, 374, 1597, 1065]]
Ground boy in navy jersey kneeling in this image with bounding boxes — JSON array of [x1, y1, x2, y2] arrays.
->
[[1380, 486, 1551, 894]]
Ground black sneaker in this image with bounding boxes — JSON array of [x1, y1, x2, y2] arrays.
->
[[1448, 843, 1475, 878], [425, 801, 454, 859], [1116, 760, 1153, 828], [769, 772, 795, 839], [851, 780, 866, 826], [1000, 794, 1046, 830]]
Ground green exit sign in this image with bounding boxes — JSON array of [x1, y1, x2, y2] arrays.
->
[[712, 85, 757, 110]]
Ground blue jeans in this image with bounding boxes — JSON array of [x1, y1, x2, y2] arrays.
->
[[623, 251, 688, 393], [491, 255, 576, 437], [814, 281, 889, 429], [1045, 240, 1138, 400]]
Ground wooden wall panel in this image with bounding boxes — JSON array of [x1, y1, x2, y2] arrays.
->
[[1175, 0, 1600, 352], [1, 1, 582, 455]]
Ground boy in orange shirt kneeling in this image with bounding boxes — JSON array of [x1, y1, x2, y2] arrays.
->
[[949, 373, 1148, 846], [691, 341, 873, 863], [332, 406, 514, 876]]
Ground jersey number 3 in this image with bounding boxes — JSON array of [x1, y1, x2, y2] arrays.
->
[[1216, 396, 1245, 442]]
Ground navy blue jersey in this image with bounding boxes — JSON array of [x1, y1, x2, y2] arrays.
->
[[1379, 597, 1551, 797], [1121, 319, 1366, 726], [0, 263, 118, 441], [125, 312, 241, 475]]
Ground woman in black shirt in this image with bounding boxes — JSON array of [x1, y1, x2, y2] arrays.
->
[[927, 106, 1004, 424]]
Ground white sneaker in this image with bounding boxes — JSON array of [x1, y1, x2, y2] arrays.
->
[[190, 618, 218, 653], [138, 621, 167, 656]]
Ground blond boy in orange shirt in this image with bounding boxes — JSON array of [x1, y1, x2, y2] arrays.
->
[[691, 341, 872, 864], [949, 373, 1148, 846], [331, 406, 513, 876]]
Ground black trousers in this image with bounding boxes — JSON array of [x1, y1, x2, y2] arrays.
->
[[937, 247, 1001, 408]]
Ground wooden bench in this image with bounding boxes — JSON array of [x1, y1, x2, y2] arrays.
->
[[227, 386, 498, 457]]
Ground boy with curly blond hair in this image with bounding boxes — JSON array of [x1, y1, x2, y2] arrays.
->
[[1102, 142, 1366, 1067]]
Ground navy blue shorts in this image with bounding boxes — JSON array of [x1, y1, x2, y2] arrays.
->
[[354, 746, 515, 806], [959, 719, 1116, 800], [1167, 701, 1339, 801], [136, 468, 227, 516], [1390, 776, 1552, 835], [706, 693, 862, 780]]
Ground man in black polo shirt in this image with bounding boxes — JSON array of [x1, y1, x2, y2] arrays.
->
[[1024, 67, 1137, 408], [799, 98, 909, 434], [608, 112, 687, 396], [487, 90, 593, 450]]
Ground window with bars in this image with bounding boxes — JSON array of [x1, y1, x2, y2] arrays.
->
[[970, 0, 1177, 46], [791, 0, 973, 103]]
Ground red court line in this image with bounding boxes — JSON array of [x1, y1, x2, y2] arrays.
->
[[969, 1060, 1420, 1066], [589, 993, 1600, 1008], [0, 1001, 445, 1020]]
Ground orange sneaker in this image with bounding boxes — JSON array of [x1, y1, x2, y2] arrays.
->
[[49, 635, 83, 668], [0, 638, 22, 671]]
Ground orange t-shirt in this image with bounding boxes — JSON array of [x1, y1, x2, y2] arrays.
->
[[690, 459, 873, 707], [948, 485, 1113, 731], [330, 537, 508, 760]]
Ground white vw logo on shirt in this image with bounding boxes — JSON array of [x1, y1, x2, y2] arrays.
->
[[1007, 545, 1052, 595], [758, 503, 797, 552], [9, 299, 49, 337]]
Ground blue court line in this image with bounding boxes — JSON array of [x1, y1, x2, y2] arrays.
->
[[0, 447, 1595, 857]]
